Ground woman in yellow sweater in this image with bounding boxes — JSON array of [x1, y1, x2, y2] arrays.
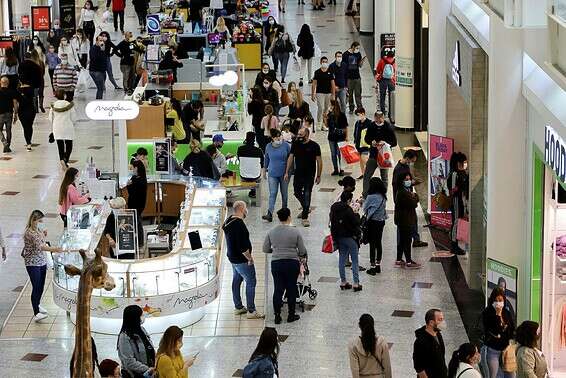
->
[[155, 326, 196, 378], [167, 99, 189, 144]]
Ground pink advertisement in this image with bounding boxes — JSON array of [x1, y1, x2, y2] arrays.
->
[[429, 135, 454, 228]]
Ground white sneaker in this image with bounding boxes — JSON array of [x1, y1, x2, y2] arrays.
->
[[33, 313, 48, 322], [246, 311, 265, 319], [233, 307, 248, 315], [38, 305, 48, 314]]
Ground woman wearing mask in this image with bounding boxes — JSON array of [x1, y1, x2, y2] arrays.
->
[[296, 24, 315, 87], [0, 47, 19, 90], [50, 90, 76, 170], [263, 16, 279, 52], [263, 129, 291, 222], [79, 0, 97, 45], [99, 32, 122, 90], [287, 82, 298, 103], [58, 168, 90, 227], [22, 210, 63, 322], [29, 49, 46, 113], [158, 49, 183, 83], [362, 177, 387, 275], [155, 326, 195, 378], [448, 152, 469, 255], [255, 63, 277, 88], [58, 36, 79, 68], [394, 173, 422, 269], [72, 29, 90, 69], [30, 36, 46, 63], [269, 31, 296, 84], [117, 305, 156, 378], [260, 77, 280, 113], [515, 321, 548, 378], [447, 343, 482, 378], [481, 287, 516, 378], [167, 98, 187, 143], [330, 191, 362, 291], [348, 314, 392, 378], [243, 327, 279, 377], [326, 99, 348, 176]]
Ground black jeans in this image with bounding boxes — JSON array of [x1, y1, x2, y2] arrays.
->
[[136, 10, 148, 27], [83, 20, 95, 45], [379, 78, 395, 117], [26, 264, 47, 315], [396, 225, 412, 262], [78, 54, 88, 69], [113, 11, 125, 31], [63, 91, 74, 102], [368, 219, 385, 265], [48, 68, 55, 90], [60, 214, 68, 228], [19, 109, 36, 145], [56, 139, 73, 163], [293, 175, 314, 219], [271, 259, 300, 316]]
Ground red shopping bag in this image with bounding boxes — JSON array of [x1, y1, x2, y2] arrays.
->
[[322, 234, 336, 253], [339, 143, 360, 164], [456, 218, 470, 243], [377, 143, 393, 168]]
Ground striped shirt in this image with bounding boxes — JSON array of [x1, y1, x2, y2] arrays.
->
[[53, 64, 78, 91]]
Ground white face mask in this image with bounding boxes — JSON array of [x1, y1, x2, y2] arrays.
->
[[354, 48, 360, 53], [269, 20, 275, 25], [33, 40, 39, 45], [403, 180, 412, 188], [262, 69, 269, 74], [463, 162, 468, 170], [61, 59, 68, 65], [436, 320, 447, 331], [321, 62, 329, 69], [263, 83, 270, 89], [37, 221, 46, 232], [493, 301, 504, 310], [61, 40, 67, 46]]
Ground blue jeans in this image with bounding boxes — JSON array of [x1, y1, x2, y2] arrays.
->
[[231, 262, 257, 312], [89, 70, 106, 99], [26, 265, 47, 315], [481, 345, 516, 378], [379, 78, 395, 116], [336, 237, 359, 284], [328, 140, 341, 172], [106, 57, 120, 88], [273, 52, 290, 82], [336, 87, 348, 115], [268, 175, 289, 214]]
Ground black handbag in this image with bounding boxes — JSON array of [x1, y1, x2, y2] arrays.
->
[[48, 133, 55, 143]]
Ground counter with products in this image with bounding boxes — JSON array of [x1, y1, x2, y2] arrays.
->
[[52, 175, 226, 334]]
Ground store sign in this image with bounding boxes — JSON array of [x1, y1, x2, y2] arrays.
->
[[59, 0, 76, 35], [380, 33, 395, 56], [154, 139, 171, 174], [487, 259, 518, 321], [396, 57, 413, 88], [21, 15, 30, 29], [85, 100, 140, 120], [0, 36, 13, 49], [544, 125, 566, 183], [429, 135, 454, 228], [31, 6, 51, 32], [53, 274, 220, 318], [146, 14, 161, 35], [115, 210, 138, 257], [451, 41, 462, 87]]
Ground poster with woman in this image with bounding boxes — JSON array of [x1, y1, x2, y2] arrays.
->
[[429, 135, 454, 228], [115, 210, 137, 257]]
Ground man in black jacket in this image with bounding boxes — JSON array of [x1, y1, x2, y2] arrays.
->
[[362, 111, 397, 197], [413, 309, 448, 378], [89, 36, 108, 99], [115, 31, 141, 94]]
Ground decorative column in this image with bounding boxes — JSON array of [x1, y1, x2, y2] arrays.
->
[[359, 0, 373, 34], [394, 0, 414, 129]]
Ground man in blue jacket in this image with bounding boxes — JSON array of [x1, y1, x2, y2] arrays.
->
[[330, 51, 348, 114]]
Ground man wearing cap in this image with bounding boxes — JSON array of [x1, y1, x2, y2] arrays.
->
[[237, 131, 264, 198], [212, 134, 224, 150]]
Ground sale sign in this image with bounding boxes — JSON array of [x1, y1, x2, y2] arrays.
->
[[31, 6, 51, 32], [21, 15, 30, 29], [429, 135, 454, 228]]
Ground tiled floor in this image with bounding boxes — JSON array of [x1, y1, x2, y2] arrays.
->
[[0, 1, 471, 377]]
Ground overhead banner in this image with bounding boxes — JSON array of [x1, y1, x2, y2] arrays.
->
[[154, 138, 171, 174], [487, 259, 518, 322], [429, 135, 454, 228], [31, 6, 51, 32], [59, 0, 76, 35], [21, 15, 30, 29], [115, 210, 138, 258]]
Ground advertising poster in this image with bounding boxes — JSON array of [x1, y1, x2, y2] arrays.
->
[[0, 36, 14, 51], [31, 6, 51, 32], [396, 57, 414, 88], [59, 0, 76, 35], [154, 139, 171, 174], [380, 33, 395, 55], [146, 14, 161, 35], [21, 15, 30, 29], [115, 210, 137, 256], [429, 135, 454, 228], [487, 259, 518, 322]]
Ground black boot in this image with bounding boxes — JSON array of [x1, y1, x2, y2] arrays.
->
[[287, 314, 300, 323], [451, 241, 466, 255], [274, 313, 282, 324]]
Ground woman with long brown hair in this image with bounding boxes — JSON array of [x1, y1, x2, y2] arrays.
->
[[58, 167, 90, 228], [155, 326, 195, 378], [288, 88, 310, 122], [326, 99, 348, 176]]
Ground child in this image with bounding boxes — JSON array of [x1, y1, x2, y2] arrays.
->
[[46, 45, 61, 91]]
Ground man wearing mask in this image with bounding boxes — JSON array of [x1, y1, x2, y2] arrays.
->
[[353, 108, 372, 180], [284, 127, 322, 227], [222, 201, 265, 319], [392, 149, 428, 248], [89, 36, 108, 100], [311, 56, 335, 132], [362, 111, 397, 197], [413, 309, 448, 378], [330, 51, 348, 114], [53, 54, 78, 102], [115, 32, 141, 95], [342, 42, 365, 113]]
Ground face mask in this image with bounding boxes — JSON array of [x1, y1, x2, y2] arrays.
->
[[409, 162, 415, 167], [493, 301, 504, 310], [272, 140, 282, 147], [354, 48, 360, 54], [403, 180, 412, 188], [33, 40, 39, 45], [283, 35, 289, 41], [54, 24, 60, 30], [262, 69, 269, 74], [321, 63, 329, 69], [336, 57, 342, 64], [296, 136, 305, 143], [263, 83, 270, 89], [269, 20, 275, 25], [435, 320, 447, 332], [62, 40, 68, 46], [61, 59, 68, 65], [37, 222, 46, 232]]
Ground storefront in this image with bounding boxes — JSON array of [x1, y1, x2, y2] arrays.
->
[[443, 15, 488, 291]]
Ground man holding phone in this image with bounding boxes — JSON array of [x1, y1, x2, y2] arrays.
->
[[342, 42, 366, 113]]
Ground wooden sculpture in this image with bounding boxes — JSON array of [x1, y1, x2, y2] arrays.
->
[[65, 236, 116, 378]]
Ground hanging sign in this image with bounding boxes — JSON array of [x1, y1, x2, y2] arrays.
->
[[115, 210, 138, 258], [396, 57, 413, 87], [0, 36, 14, 49], [544, 125, 566, 184], [154, 138, 171, 174], [21, 15, 30, 29], [31, 6, 51, 32], [146, 14, 161, 35], [487, 259, 518, 322], [59, 0, 76, 35], [85, 101, 140, 120], [429, 135, 454, 228], [451, 41, 462, 87]]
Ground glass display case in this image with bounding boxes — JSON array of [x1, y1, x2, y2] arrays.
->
[[52, 175, 226, 333]]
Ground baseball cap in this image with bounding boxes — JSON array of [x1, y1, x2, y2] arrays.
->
[[212, 134, 225, 143]]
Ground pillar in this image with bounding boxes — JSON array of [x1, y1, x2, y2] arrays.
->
[[374, 0, 395, 65], [359, 0, 373, 34], [394, 0, 414, 129]]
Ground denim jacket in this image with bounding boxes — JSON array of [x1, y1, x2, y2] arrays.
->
[[363, 193, 388, 221], [243, 355, 278, 378]]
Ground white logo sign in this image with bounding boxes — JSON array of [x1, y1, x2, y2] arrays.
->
[[451, 41, 462, 87], [545, 125, 566, 183], [85, 100, 140, 120]]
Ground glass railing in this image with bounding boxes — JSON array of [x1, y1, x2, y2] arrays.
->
[[554, 0, 566, 22]]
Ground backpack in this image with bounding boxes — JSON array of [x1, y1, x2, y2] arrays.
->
[[382, 62, 394, 79]]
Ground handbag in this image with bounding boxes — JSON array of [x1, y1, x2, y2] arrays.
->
[[48, 133, 55, 143], [433, 191, 451, 211], [338, 142, 360, 164], [456, 218, 470, 243], [321, 234, 336, 253], [280, 89, 292, 107], [501, 341, 517, 373]]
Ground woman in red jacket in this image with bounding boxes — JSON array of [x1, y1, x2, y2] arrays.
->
[[106, 0, 126, 33]]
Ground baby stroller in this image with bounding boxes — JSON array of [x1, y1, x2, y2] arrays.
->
[[296, 260, 318, 312]]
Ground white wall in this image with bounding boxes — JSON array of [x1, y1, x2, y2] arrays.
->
[[374, 0, 395, 64], [395, 0, 415, 129]]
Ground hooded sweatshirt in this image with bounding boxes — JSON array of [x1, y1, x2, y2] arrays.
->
[[49, 100, 76, 140], [412, 326, 447, 378], [348, 336, 392, 378]]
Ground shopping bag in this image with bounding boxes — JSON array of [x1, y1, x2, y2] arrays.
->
[[376, 143, 393, 168], [322, 234, 336, 253], [292, 57, 300, 72], [76, 69, 90, 92], [456, 218, 470, 243], [102, 10, 112, 24], [314, 43, 321, 58], [338, 142, 360, 164]]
